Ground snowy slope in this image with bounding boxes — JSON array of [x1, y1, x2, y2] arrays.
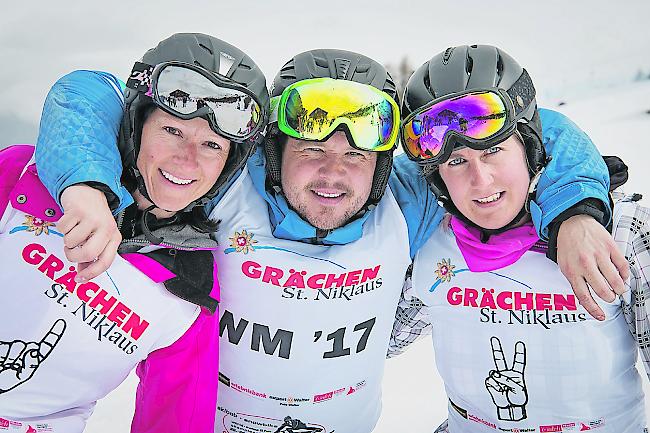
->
[[84, 79, 650, 433]]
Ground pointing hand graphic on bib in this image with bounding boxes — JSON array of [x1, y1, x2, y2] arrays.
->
[[485, 336, 528, 421]]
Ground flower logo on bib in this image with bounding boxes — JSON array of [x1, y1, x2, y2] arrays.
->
[[435, 258, 456, 283], [229, 229, 258, 254], [10, 215, 62, 237]]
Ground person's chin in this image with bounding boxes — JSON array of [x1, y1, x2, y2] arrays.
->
[[306, 209, 347, 231], [472, 212, 517, 230], [150, 195, 187, 214]]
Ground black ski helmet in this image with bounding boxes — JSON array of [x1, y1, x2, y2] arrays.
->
[[120, 33, 269, 211], [266, 48, 398, 208], [402, 45, 547, 234]]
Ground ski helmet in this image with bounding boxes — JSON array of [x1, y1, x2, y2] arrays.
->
[[120, 32, 269, 211], [402, 44, 547, 234], [266, 48, 398, 208]]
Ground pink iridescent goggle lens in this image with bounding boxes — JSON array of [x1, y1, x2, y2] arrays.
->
[[402, 91, 508, 162]]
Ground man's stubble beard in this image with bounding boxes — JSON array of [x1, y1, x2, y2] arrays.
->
[[283, 182, 369, 231]]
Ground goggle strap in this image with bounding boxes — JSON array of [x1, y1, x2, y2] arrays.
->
[[126, 62, 155, 94], [506, 69, 536, 118], [269, 96, 280, 123]]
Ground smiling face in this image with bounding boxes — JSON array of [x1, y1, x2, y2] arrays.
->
[[280, 131, 377, 230], [135, 108, 231, 218], [437, 134, 531, 230]]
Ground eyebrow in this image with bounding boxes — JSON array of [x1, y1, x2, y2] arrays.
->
[[294, 141, 325, 149]]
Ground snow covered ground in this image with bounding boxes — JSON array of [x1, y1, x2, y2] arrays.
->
[[83, 79, 650, 433]]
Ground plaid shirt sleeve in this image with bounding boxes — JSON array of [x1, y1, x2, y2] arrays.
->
[[387, 266, 433, 358], [613, 193, 650, 378]]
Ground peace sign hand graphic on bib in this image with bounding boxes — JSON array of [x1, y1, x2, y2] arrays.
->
[[485, 336, 528, 421]]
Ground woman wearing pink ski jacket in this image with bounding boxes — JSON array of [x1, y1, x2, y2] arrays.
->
[[0, 32, 269, 433]]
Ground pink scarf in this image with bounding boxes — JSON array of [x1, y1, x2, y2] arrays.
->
[[450, 216, 541, 272]]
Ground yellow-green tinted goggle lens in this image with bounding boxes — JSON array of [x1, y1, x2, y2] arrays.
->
[[276, 78, 399, 151]]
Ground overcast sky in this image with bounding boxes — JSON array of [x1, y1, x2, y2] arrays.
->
[[2, 0, 650, 144]]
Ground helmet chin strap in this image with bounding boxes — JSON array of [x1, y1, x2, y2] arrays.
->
[[129, 168, 177, 245], [132, 167, 155, 206], [140, 205, 165, 245]]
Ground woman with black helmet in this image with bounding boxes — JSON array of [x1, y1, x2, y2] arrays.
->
[[0, 33, 269, 432], [396, 44, 649, 433]]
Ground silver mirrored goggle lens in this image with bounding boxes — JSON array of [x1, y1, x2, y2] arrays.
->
[[156, 65, 262, 138]]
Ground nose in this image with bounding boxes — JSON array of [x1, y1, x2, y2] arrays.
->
[[317, 153, 346, 179], [468, 160, 493, 188], [174, 138, 200, 168]]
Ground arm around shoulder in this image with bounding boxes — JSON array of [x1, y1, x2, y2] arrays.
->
[[532, 108, 611, 240], [35, 70, 133, 213]]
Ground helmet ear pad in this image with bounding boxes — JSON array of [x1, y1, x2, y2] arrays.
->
[[517, 109, 546, 176], [370, 151, 393, 205], [263, 127, 284, 190]]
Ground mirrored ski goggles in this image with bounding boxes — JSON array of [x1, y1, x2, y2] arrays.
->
[[270, 77, 400, 152], [401, 69, 536, 164], [126, 61, 266, 141]]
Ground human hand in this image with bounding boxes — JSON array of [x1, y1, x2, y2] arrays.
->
[[484, 337, 528, 422], [556, 215, 629, 320], [0, 320, 66, 393], [59, 184, 121, 282]]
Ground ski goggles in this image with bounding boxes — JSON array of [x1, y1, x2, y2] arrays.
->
[[270, 77, 400, 152], [126, 61, 266, 142], [401, 69, 536, 164]]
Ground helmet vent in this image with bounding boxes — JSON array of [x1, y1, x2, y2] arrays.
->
[[279, 72, 296, 79], [314, 56, 330, 68], [279, 62, 296, 79], [356, 63, 370, 73], [384, 74, 397, 100], [198, 43, 213, 55], [334, 58, 352, 79], [465, 54, 473, 76], [496, 55, 504, 84], [385, 74, 395, 90], [280, 69, 297, 80], [442, 47, 454, 65], [218, 52, 236, 76], [423, 65, 431, 91]]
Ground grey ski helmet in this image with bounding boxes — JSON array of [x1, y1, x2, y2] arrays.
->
[[402, 44, 547, 234], [266, 48, 398, 208], [120, 32, 269, 211]]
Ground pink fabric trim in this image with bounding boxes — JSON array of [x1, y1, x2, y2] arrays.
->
[[450, 216, 540, 272], [122, 253, 177, 283], [131, 310, 220, 433], [10, 163, 63, 222], [0, 145, 35, 215]]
